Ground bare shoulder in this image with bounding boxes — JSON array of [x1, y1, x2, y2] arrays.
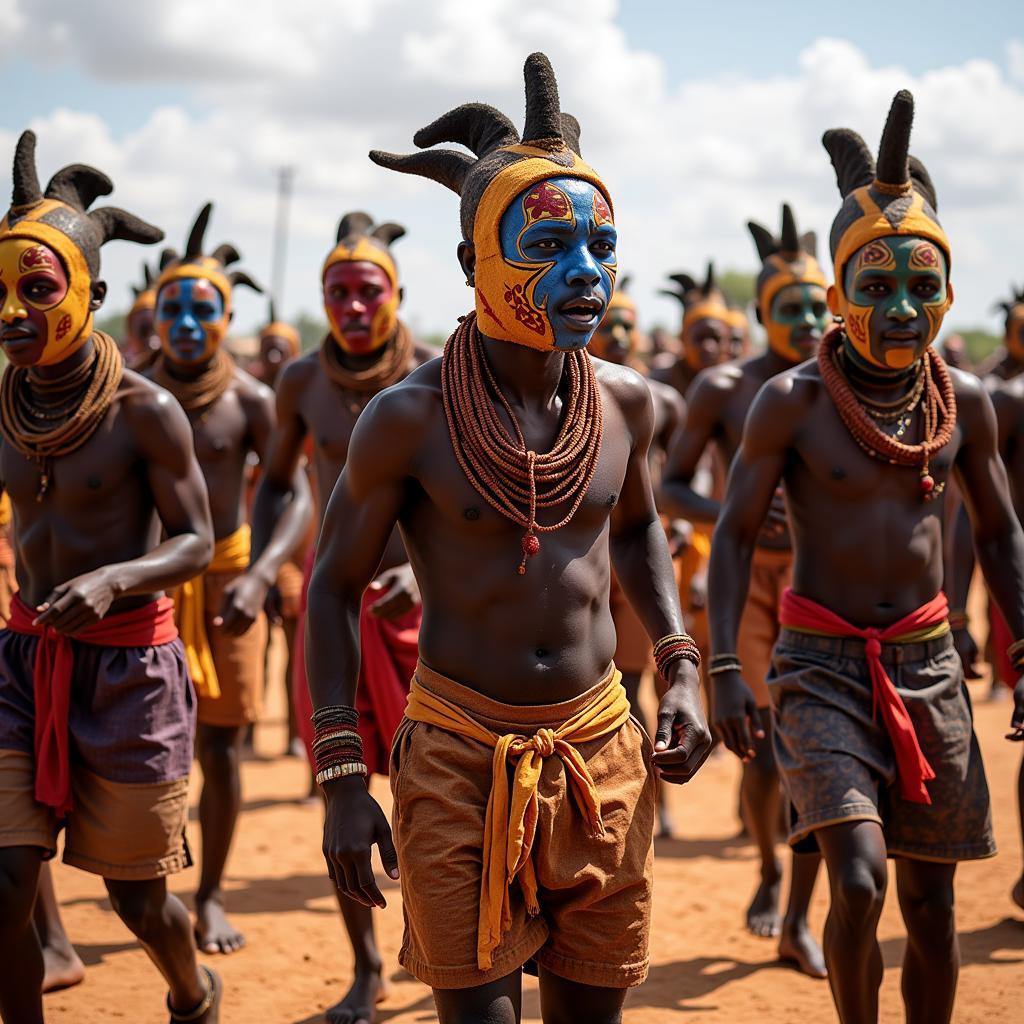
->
[[593, 358, 652, 418], [647, 376, 685, 417], [277, 350, 321, 393], [359, 357, 443, 433], [741, 359, 822, 451], [950, 364, 993, 416], [231, 363, 275, 412], [117, 368, 194, 452]]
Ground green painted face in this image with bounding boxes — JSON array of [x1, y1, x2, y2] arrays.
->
[[841, 235, 951, 370], [767, 282, 829, 362]]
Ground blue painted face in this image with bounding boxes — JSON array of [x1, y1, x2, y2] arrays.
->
[[156, 276, 229, 365], [496, 176, 617, 351]]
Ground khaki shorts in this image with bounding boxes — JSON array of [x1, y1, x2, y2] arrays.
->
[[0, 750, 191, 878], [736, 546, 792, 709], [391, 663, 656, 991], [197, 569, 267, 728]]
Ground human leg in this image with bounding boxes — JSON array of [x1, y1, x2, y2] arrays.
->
[[740, 723, 784, 937], [0, 845, 45, 1024], [433, 969, 522, 1024], [326, 891, 388, 1024], [778, 848, 826, 978], [105, 876, 216, 1019], [195, 722, 245, 954], [815, 821, 888, 1024], [538, 968, 626, 1024], [34, 860, 85, 992], [895, 858, 958, 1024], [1014, 750, 1024, 912]]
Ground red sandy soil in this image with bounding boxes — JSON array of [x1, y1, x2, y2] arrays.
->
[[41, 631, 1024, 1023]]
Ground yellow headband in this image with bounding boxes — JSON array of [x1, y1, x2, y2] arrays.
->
[[260, 320, 301, 354], [758, 253, 828, 322], [607, 289, 636, 315], [683, 299, 731, 329], [321, 236, 399, 290], [130, 288, 157, 315], [156, 258, 232, 308], [833, 186, 950, 304]]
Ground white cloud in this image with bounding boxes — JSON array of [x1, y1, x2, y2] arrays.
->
[[1, 2, 1022, 338]]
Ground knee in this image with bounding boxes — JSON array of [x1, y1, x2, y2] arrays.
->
[[198, 726, 241, 773], [902, 881, 955, 939], [831, 858, 886, 927], [106, 882, 165, 943], [0, 849, 39, 932]]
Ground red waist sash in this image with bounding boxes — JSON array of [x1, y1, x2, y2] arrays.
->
[[778, 588, 947, 805], [6, 593, 178, 816]]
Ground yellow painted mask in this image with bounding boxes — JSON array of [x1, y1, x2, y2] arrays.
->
[[321, 238, 399, 354]]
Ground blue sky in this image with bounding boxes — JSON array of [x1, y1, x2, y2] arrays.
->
[[1, 1, 1021, 337]]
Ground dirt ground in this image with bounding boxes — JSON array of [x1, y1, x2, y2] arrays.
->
[[41, 628, 1024, 1024]]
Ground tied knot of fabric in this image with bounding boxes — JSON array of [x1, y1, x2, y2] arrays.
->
[[516, 726, 556, 758], [403, 669, 631, 970], [779, 588, 945, 806]]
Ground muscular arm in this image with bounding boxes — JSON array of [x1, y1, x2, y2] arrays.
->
[[608, 370, 711, 783], [217, 380, 313, 635], [250, 360, 311, 563], [659, 372, 725, 523], [954, 379, 1024, 642], [707, 378, 796, 757], [243, 383, 312, 585], [306, 384, 426, 908]]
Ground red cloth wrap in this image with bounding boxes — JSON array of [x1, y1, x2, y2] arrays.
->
[[778, 587, 946, 805], [988, 599, 1016, 689], [293, 552, 421, 776], [6, 593, 178, 817]]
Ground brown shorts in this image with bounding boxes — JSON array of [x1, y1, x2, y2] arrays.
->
[[390, 664, 656, 990], [769, 629, 996, 862], [736, 546, 792, 709], [197, 569, 267, 728], [610, 572, 651, 674]]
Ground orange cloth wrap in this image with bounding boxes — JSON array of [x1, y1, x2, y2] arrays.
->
[[6, 593, 178, 816], [779, 588, 947, 804], [403, 668, 631, 970]]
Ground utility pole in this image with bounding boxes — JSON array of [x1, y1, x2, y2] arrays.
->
[[271, 165, 295, 315]]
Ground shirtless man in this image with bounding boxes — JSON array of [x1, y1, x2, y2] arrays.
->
[[662, 203, 828, 976], [708, 92, 1023, 1024], [251, 211, 431, 1023], [150, 203, 312, 956], [0, 131, 220, 1023], [978, 284, 1024, 383], [122, 260, 161, 371], [257, 301, 301, 389], [308, 53, 712, 1024]]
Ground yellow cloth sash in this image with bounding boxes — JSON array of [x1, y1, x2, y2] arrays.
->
[[174, 524, 251, 700], [404, 669, 631, 970]]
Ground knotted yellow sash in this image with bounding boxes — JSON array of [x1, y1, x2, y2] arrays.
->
[[173, 524, 251, 699], [404, 668, 630, 970]]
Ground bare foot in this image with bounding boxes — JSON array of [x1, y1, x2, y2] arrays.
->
[[195, 896, 245, 955], [41, 941, 85, 993], [326, 967, 389, 1024], [1012, 877, 1024, 913], [169, 966, 221, 1023], [746, 871, 782, 938], [778, 917, 827, 979]]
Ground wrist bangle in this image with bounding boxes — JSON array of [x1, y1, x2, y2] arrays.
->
[[316, 762, 368, 786], [708, 662, 743, 676]]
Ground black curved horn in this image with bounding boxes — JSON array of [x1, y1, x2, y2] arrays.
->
[[369, 148, 473, 196], [521, 52, 563, 144], [822, 128, 875, 198], [185, 203, 213, 260], [875, 90, 913, 189], [11, 130, 42, 209]]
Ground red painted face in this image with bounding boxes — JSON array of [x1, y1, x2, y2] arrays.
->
[[322, 260, 397, 355]]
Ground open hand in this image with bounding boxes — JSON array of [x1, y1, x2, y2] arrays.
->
[[651, 662, 713, 784], [34, 568, 118, 634], [323, 776, 399, 908], [952, 626, 982, 680]]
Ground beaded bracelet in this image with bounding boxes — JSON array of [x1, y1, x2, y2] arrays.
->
[[708, 660, 743, 676], [948, 610, 969, 631], [315, 762, 369, 786], [653, 632, 701, 677]]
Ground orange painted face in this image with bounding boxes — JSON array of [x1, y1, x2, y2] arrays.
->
[[322, 260, 398, 354], [1005, 304, 1024, 361], [831, 235, 952, 370], [0, 237, 93, 366]]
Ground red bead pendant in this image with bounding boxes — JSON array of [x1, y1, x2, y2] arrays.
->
[[920, 474, 935, 494], [522, 533, 541, 557]]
